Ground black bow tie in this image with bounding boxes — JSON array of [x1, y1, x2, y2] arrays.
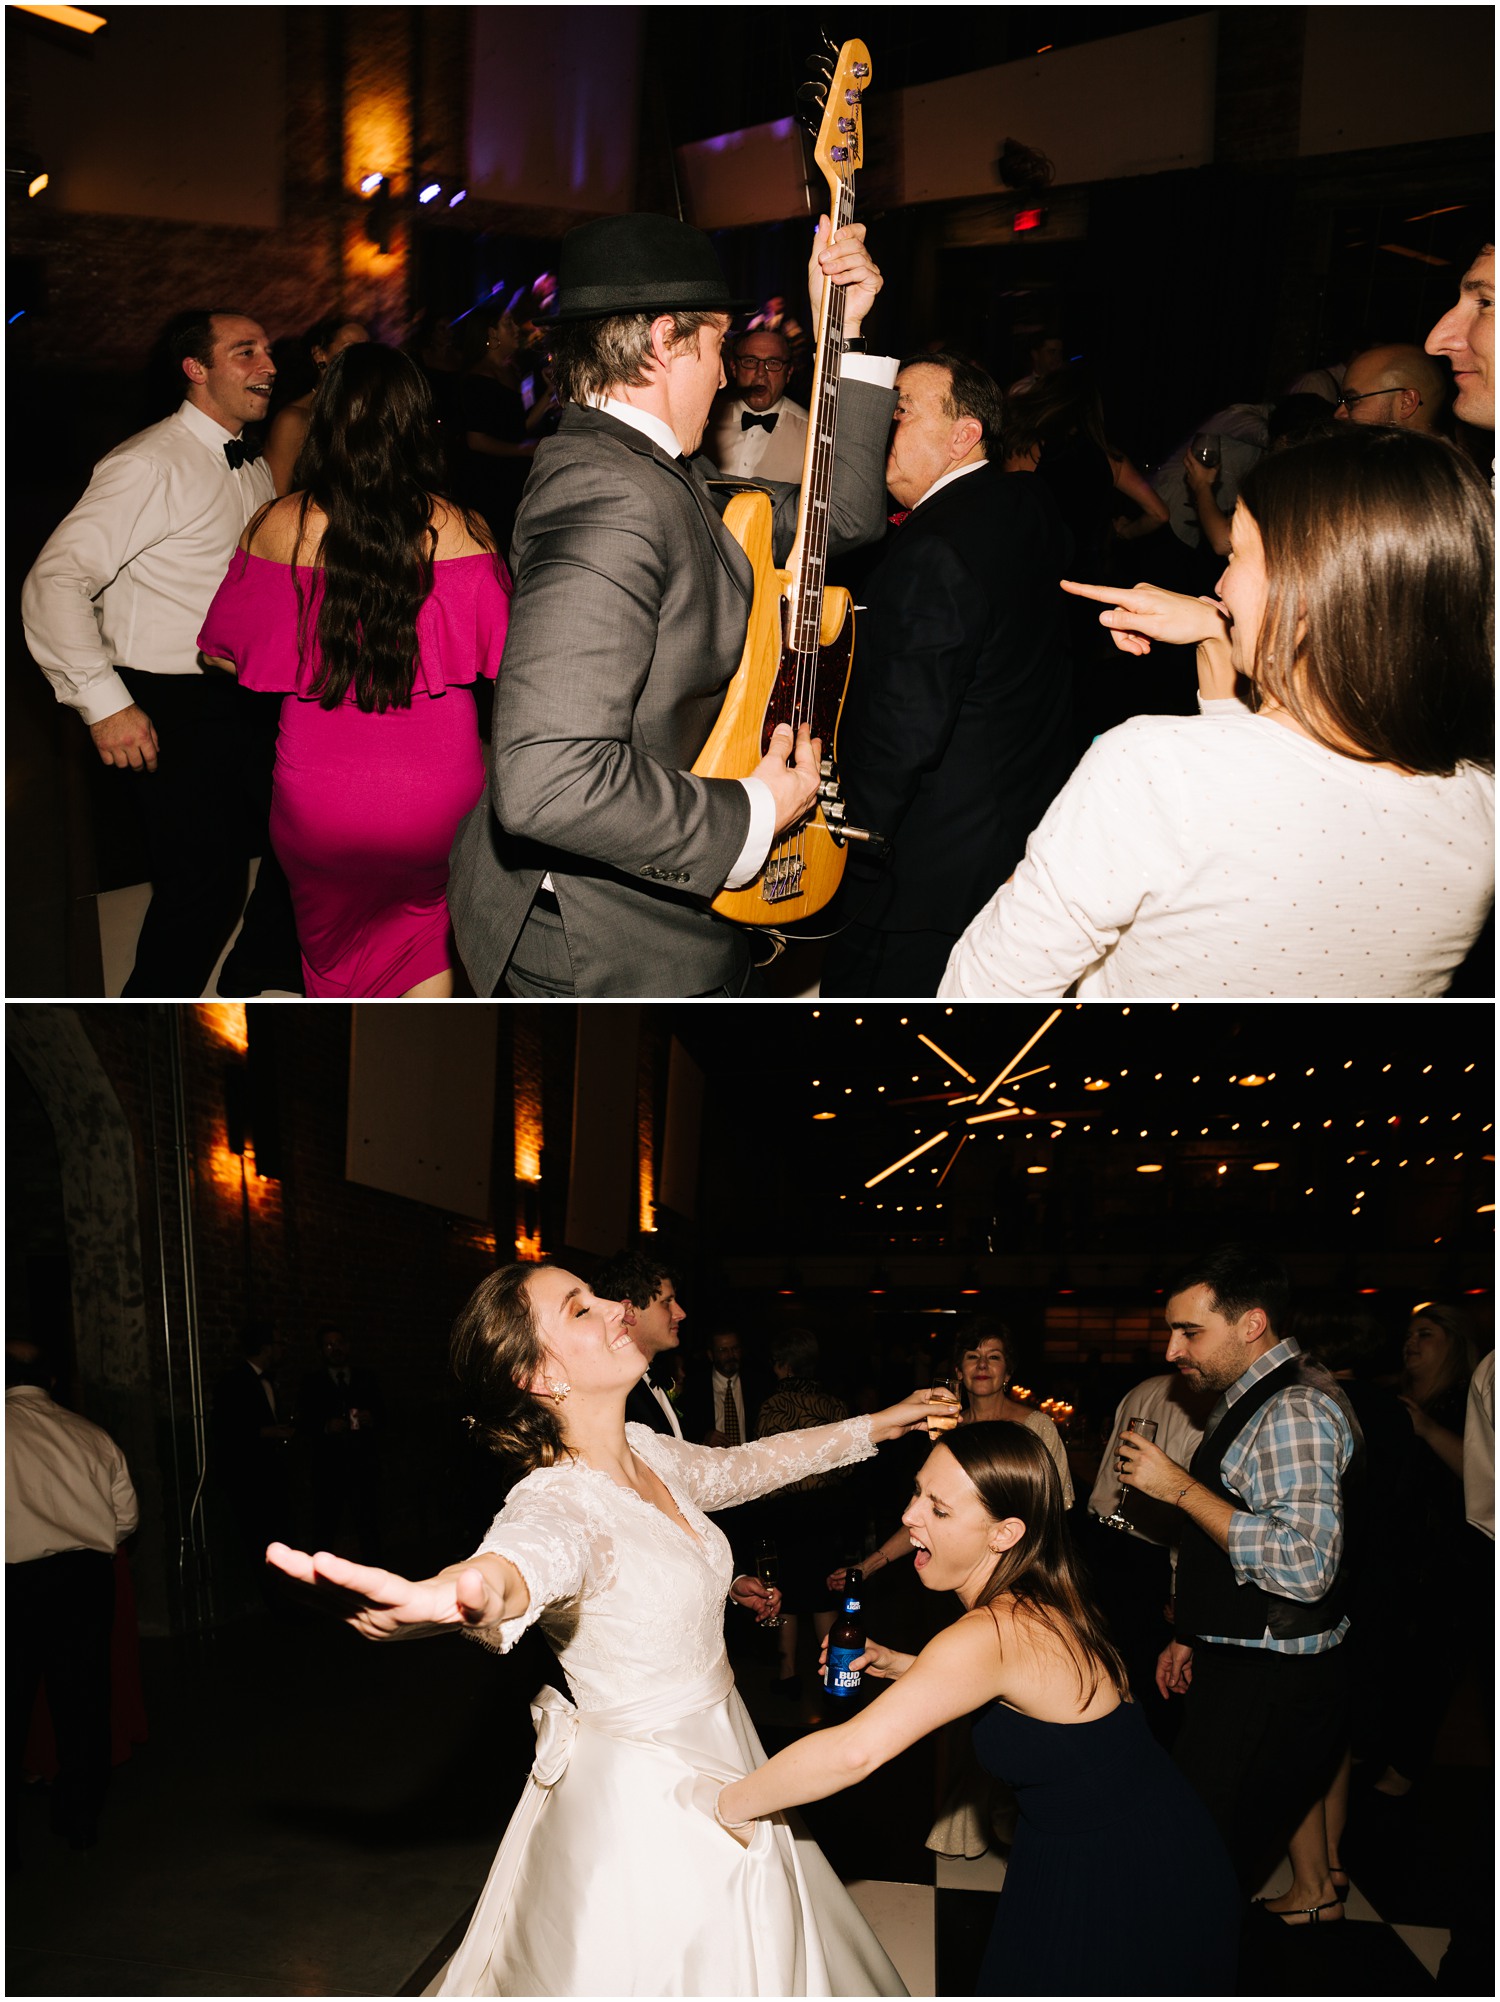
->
[[741, 411, 779, 433], [224, 438, 262, 470]]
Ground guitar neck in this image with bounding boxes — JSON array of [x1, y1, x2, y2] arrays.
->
[[784, 175, 856, 648]]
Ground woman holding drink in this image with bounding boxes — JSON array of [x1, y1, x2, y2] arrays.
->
[[717, 1426, 1240, 1997], [834, 1321, 1072, 1593], [267, 1263, 957, 1996]]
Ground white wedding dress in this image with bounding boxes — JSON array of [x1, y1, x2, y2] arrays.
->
[[437, 1417, 907, 1997]]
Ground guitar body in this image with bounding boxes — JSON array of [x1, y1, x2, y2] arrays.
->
[[693, 489, 855, 925], [692, 35, 874, 930]]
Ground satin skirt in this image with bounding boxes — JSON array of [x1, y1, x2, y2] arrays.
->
[[437, 1662, 906, 1997]]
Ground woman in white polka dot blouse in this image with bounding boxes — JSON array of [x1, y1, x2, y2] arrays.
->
[[940, 425, 1493, 997]]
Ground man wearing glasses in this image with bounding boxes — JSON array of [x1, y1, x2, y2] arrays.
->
[[706, 327, 811, 481], [1333, 342, 1447, 433]]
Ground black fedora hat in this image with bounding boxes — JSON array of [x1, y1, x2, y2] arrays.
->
[[551, 212, 749, 321]]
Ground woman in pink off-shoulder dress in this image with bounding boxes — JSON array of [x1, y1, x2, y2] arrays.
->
[[199, 343, 511, 996]]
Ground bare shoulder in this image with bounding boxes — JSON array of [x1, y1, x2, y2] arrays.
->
[[429, 497, 497, 559], [243, 495, 324, 563]]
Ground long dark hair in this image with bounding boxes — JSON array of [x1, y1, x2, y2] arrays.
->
[[1238, 425, 1494, 774], [943, 1423, 1128, 1705], [287, 342, 487, 712], [450, 1264, 572, 1478]]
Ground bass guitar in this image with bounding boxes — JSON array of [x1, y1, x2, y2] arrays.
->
[[693, 36, 881, 925]]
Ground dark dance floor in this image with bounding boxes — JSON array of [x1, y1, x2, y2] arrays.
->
[[5, 1574, 1490, 1996]]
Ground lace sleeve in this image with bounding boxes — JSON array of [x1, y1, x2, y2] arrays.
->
[[635, 1415, 877, 1514], [461, 1468, 595, 1656]]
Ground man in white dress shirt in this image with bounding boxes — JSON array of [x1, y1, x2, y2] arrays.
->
[[704, 327, 812, 484], [7, 1340, 139, 1851], [21, 309, 284, 996]]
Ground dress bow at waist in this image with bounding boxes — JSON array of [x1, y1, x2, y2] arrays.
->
[[527, 1660, 736, 1789]]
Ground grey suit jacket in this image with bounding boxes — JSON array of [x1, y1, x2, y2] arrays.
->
[[447, 380, 895, 997]]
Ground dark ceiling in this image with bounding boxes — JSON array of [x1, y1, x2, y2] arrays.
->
[[670, 1002, 1494, 1279]]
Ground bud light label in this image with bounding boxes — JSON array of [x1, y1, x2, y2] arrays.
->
[[825, 1646, 862, 1697]]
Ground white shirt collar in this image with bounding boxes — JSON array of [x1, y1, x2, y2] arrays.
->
[[591, 395, 682, 460], [913, 458, 988, 510], [176, 397, 241, 451]]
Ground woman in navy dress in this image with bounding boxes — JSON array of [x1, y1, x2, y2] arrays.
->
[[717, 1423, 1240, 1996]]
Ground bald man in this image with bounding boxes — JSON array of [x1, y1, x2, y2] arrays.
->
[[1334, 343, 1447, 432]]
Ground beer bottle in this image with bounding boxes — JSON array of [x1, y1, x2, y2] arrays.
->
[[824, 1569, 865, 1703]]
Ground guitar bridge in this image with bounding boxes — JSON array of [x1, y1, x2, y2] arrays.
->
[[759, 854, 806, 903]]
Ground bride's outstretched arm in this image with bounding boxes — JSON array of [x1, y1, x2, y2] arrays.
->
[[716, 1610, 1000, 1829], [643, 1387, 960, 1513], [265, 1542, 530, 1641]]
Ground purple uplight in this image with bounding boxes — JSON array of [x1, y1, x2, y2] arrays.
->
[[448, 188, 468, 208], [418, 182, 442, 205]]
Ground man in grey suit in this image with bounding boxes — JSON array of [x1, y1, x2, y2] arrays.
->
[[447, 211, 897, 997]]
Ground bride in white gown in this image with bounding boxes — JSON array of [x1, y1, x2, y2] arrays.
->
[[269, 1262, 957, 1997]]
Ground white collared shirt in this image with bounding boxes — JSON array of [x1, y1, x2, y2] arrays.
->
[[22, 398, 275, 726], [913, 458, 988, 510], [708, 394, 811, 481], [5, 1386, 139, 1564], [647, 1378, 685, 1440], [711, 1368, 746, 1441]]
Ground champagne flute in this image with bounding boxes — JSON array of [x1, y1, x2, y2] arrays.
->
[[1100, 1417, 1157, 1531], [926, 1370, 962, 1439], [755, 1539, 784, 1627]]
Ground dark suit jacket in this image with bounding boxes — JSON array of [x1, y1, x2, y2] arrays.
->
[[833, 462, 1075, 937], [297, 1365, 386, 1442], [681, 1369, 766, 1447], [625, 1376, 679, 1437], [211, 1362, 282, 1467], [447, 381, 895, 997]]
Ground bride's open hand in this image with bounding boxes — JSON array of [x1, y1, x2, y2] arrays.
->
[[265, 1543, 507, 1640]]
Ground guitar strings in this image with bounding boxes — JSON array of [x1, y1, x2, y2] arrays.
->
[[769, 169, 854, 901]]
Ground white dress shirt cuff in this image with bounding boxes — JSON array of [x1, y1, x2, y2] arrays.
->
[[77, 673, 139, 729], [725, 778, 777, 889], [842, 353, 900, 391]]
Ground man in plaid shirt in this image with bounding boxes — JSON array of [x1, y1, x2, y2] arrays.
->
[[1115, 1245, 1359, 1905]]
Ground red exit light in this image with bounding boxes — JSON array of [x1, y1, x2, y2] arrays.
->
[[1013, 206, 1046, 233]]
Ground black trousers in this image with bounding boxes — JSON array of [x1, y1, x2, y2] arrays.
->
[[6, 1548, 115, 1844], [113, 668, 300, 997], [819, 920, 957, 998], [1173, 1637, 1349, 1894]]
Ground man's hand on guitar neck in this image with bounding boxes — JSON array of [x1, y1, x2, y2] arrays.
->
[[809, 219, 883, 337], [752, 721, 823, 836]]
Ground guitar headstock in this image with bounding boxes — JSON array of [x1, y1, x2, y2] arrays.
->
[[804, 38, 871, 212]]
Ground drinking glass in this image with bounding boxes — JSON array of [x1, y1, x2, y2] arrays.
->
[[1190, 433, 1221, 470], [926, 1371, 962, 1439], [755, 1540, 784, 1627], [1100, 1417, 1157, 1531]]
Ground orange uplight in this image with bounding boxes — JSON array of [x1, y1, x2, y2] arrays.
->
[[197, 1003, 249, 1054], [12, 4, 108, 30]]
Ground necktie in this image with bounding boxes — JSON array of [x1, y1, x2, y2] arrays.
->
[[721, 1376, 741, 1445], [741, 411, 779, 433], [224, 438, 263, 469]]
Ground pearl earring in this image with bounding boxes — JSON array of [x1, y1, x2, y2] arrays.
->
[[542, 1376, 570, 1405]]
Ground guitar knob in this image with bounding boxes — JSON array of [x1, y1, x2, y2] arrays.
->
[[823, 799, 847, 823], [819, 758, 835, 778]]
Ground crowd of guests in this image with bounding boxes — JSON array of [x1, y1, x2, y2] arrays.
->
[[10, 1251, 1494, 1995], [19, 219, 1495, 1000], [256, 1245, 1493, 1996]]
